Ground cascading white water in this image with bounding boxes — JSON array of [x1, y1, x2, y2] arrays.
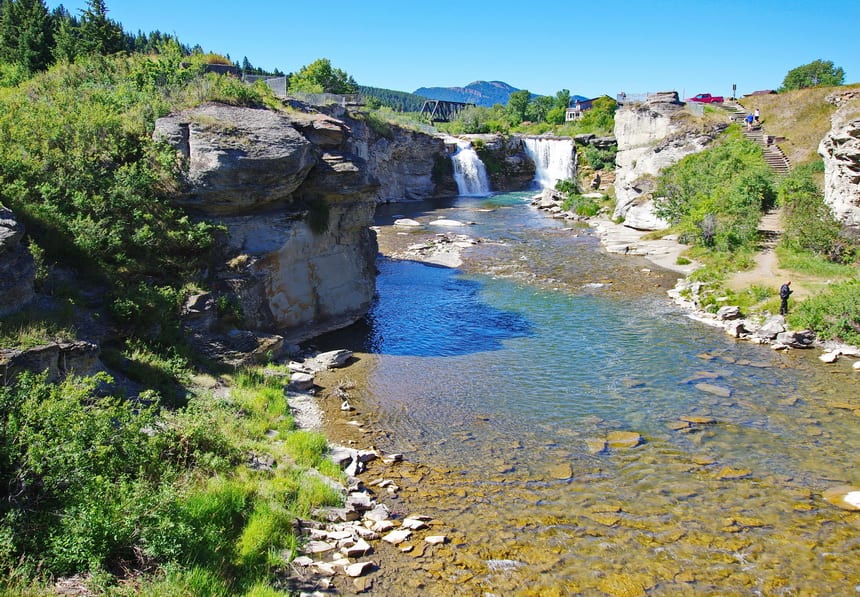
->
[[451, 140, 491, 196], [522, 137, 576, 189]]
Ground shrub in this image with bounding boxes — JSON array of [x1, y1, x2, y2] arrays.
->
[[778, 163, 853, 262], [655, 131, 775, 253], [581, 145, 617, 171], [790, 280, 860, 345]]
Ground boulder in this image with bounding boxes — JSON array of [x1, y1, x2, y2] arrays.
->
[[716, 305, 742, 321], [311, 349, 354, 370], [154, 103, 318, 215], [754, 316, 786, 340], [775, 330, 815, 348], [1, 341, 100, 384]]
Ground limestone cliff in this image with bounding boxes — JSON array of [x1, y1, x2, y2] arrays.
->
[[155, 103, 381, 344], [613, 92, 726, 230], [326, 106, 458, 201], [469, 134, 536, 192], [0, 207, 35, 316], [818, 90, 860, 227]]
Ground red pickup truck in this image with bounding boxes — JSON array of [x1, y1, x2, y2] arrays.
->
[[687, 93, 724, 104]]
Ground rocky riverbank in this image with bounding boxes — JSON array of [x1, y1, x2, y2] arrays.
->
[[530, 188, 860, 371], [282, 349, 461, 595]]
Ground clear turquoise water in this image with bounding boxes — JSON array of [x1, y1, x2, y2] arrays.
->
[[317, 192, 860, 595]]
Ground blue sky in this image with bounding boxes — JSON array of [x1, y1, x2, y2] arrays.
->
[[52, 0, 859, 99]]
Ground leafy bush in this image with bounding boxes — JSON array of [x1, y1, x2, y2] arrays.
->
[[581, 145, 617, 170], [790, 280, 860, 344], [655, 131, 775, 252], [0, 373, 183, 575], [0, 54, 218, 286], [778, 163, 855, 263]]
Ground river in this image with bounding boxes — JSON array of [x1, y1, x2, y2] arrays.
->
[[312, 191, 860, 596]]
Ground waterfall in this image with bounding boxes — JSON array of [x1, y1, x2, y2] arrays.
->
[[451, 140, 491, 196], [522, 137, 576, 189]]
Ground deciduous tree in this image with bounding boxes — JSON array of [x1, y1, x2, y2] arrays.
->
[[288, 58, 357, 94], [780, 59, 844, 91]]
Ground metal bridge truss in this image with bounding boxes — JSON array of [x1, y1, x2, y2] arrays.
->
[[419, 100, 476, 122]]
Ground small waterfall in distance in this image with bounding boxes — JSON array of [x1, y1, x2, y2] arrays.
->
[[451, 140, 491, 196], [522, 137, 575, 189]]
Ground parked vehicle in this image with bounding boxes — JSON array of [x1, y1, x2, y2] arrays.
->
[[687, 93, 724, 104]]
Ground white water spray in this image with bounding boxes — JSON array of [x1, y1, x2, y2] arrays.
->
[[451, 140, 491, 196], [522, 137, 576, 189]]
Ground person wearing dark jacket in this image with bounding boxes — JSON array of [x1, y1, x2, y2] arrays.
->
[[779, 281, 792, 315]]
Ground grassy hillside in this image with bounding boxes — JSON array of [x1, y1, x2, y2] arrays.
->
[[738, 83, 860, 166]]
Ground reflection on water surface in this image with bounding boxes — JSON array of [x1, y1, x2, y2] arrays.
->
[[313, 193, 860, 595]]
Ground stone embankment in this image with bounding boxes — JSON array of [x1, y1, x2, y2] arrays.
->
[[531, 191, 860, 371], [283, 349, 452, 595]]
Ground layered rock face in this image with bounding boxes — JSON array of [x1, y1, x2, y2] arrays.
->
[[332, 107, 458, 201], [0, 207, 35, 316], [469, 134, 536, 192], [818, 90, 860, 227], [613, 92, 725, 230], [155, 103, 381, 343]]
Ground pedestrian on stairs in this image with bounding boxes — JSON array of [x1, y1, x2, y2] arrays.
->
[[745, 112, 754, 131], [754, 108, 760, 124]]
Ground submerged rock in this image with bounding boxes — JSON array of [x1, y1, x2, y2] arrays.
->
[[822, 485, 860, 511], [606, 431, 643, 448]]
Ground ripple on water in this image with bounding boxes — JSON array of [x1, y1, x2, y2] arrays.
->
[[312, 193, 860, 594]]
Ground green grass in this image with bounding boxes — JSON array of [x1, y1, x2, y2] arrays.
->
[[776, 244, 859, 278], [789, 280, 860, 345], [0, 364, 344, 595]]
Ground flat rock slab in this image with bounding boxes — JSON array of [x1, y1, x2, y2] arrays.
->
[[716, 467, 752, 480], [382, 529, 412, 545], [549, 462, 573, 479], [680, 415, 717, 425], [822, 485, 860, 511], [695, 382, 732, 397], [606, 431, 643, 448], [585, 438, 608, 454]]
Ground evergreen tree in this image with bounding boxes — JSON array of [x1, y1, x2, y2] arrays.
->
[[0, 0, 53, 73], [50, 6, 78, 62], [78, 0, 123, 56]]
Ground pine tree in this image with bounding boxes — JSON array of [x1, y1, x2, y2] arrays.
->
[[0, 0, 53, 73], [78, 0, 123, 56]]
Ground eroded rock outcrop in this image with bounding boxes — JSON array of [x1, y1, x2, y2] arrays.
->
[[155, 103, 380, 344], [1, 341, 101, 384], [331, 106, 458, 201], [613, 91, 726, 230], [469, 134, 536, 192], [818, 90, 860, 227], [0, 207, 35, 316]]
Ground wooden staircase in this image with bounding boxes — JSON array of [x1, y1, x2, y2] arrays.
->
[[743, 128, 792, 175], [724, 103, 792, 175]]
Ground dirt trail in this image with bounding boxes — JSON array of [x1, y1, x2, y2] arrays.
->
[[724, 208, 819, 300]]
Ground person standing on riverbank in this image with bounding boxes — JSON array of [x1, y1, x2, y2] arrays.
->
[[780, 281, 792, 315]]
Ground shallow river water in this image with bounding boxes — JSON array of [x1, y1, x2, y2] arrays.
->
[[312, 192, 860, 596]]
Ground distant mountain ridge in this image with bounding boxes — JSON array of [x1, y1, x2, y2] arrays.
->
[[413, 81, 521, 108]]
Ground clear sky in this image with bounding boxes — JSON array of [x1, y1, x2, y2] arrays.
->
[[51, 0, 859, 100]]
